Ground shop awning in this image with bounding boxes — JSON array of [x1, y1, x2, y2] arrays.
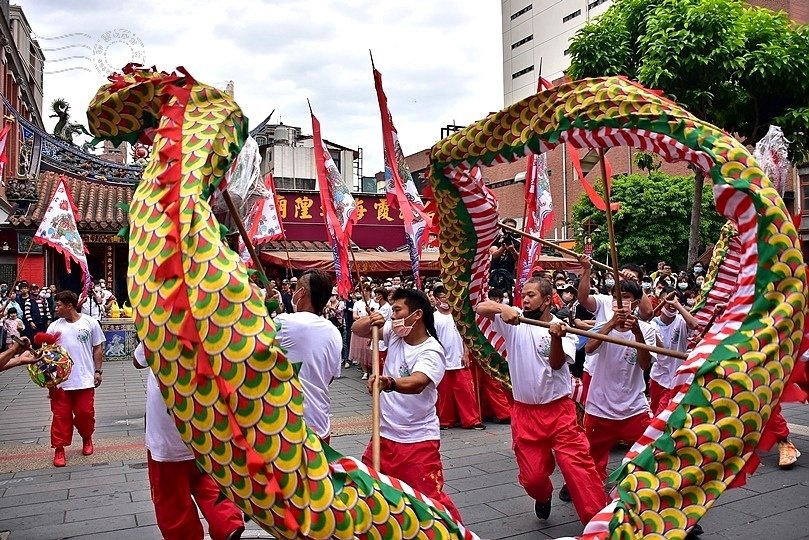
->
[[259, 246, 441, 275]]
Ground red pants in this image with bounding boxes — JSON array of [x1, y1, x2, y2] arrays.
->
[[765, 404, 790, 440], [584, 412, 651, 481], [512, 399, 607, 524], [362, 437, 463, 524], [49, 387, 95, 448], [147, 452, 244, 540], [581, 371, 592, 404], [473, 363, 511, 421], [437, 368, 481, 428], [649, 379, 674, 416]]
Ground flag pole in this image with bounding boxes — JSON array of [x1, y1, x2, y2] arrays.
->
[[348, 245, 381, 469], [598, 148, 623, 309], [499, 222, 614, 273], [518, 316, 687, 359], [221, 190, 272, 291]]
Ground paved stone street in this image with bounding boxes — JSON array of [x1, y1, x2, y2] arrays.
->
[[1, 361, 807, 539]]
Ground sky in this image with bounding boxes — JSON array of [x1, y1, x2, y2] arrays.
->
[[18, 0, 504, 176]]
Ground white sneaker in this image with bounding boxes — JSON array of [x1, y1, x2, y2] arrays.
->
[[778, 440, 801, 469], [361, 372, 368, 380]]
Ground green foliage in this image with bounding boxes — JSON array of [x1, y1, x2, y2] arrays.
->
[[568, 0, 809, 163], [633, 151, 661, 173], [572, 172, 724, 268]]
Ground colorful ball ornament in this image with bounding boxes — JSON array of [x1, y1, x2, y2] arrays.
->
[[28, 336, 73, 388]]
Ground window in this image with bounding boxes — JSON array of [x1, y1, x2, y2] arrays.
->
[[562, 9, 581, 23], [275, 177, 316, 191], [511, 34, 534, 50], [512, 65, 535, 79], [510, 4, 532, 21], [588, 0, 608, 9]]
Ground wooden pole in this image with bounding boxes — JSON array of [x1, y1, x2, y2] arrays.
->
[[370, 325, 381, 469], [652, 291, 677, 316], [280, 233, 294, 278], [221, 190, 272, 291], [598, 148, 622, 309], [499, 222, 613, 273], [517, 316, 688, 360]]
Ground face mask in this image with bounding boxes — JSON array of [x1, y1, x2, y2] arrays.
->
[[502, 297, 510, 305], [641, 282, 652, 291], [605, 279, 615, 288], [437, 301, 450, 311], [678, 282, 688, 290], [662, 306, 677, 317], [655, 287, 663, 296], [99, 283, 107, 290], [391, 310, 420, 337], [686, 299, 696, 307], [523, 301, 549, 321], [355, 294, 362, 300], [693, 266, 703, 274]]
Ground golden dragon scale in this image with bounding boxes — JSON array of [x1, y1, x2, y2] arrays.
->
[[87, 65, 476, 540], [428, 76, 806, 539]]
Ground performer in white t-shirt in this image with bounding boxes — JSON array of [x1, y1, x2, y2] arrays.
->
[[432, 285, 483, 430], [650, 296, 697, 414], [47, 291, 105, 468], [275, 269, 342, 441], [352, 288, 462, 523], [133, 344, 244, 540], [583, 279, 658, 481], [477, 277, 606, 525]]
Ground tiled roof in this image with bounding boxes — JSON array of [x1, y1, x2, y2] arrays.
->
[[8, 172, 134, 231]]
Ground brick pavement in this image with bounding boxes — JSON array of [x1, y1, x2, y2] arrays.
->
[[1, 361, 808, 539]]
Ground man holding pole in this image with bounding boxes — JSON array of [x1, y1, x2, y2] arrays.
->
[[476, 277, 607, 525], [352, 288, 462, 522]]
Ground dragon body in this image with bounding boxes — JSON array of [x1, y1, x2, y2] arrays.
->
[[429, 76, 806, 538], [86, 65, 804, 540], [87, 66, 475, 540]]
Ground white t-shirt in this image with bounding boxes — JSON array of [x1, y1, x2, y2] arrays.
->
[[651, 315, 689, 389], [376, 303, 393, 352], [353, 300, 368, 318], [379, 321, 446, 443], [583, 294, 615, 374], [434, 311, 464, 370], [275, 312, 342, 438], [585, 320, 657, 420], [493, 313, 577, 404], [48, 315, 105, 390], [134, 344, 194, 462], [79, 295, 105, 320]]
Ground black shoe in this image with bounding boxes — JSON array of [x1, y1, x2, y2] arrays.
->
[[534, 498, 551, 520], [467, 423, 486, 430], [558, 483, 572, 502], [495, 417, 511, 424], [686, 523, 704, 538], [440, 425, 450, 430]]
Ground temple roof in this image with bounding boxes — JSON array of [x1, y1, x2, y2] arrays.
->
[[8, 172, 133, 232]]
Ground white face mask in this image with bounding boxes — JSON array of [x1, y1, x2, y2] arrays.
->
[[437, 301, 450, 311], [605, 279, 615, 288], [678, 282, 688, 290], [686, 299, 696, 307], [693, 266, 703, 274], [502, 297, 510, 305]]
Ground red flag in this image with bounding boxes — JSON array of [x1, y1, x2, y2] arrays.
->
[[0, 123, 11, 180], [373, 65, 433, 287], [33, 176, 92, 295], [568, 143, 619, 212], [238, 173, 284, 266], [311, 110, 358, 298]]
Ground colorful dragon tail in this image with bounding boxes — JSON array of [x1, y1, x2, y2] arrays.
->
[[87, 65, 476, 540], [429, 76, 806, 539]]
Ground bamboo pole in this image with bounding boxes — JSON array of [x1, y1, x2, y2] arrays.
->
[[370, 325, 381, 469], [598, 149, 623, 308], [517, 316, 688, 360], [499, 222, 613, 273]]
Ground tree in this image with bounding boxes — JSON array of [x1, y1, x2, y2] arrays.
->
[[572, 172, 725, 269], [568, 0, 809, 266]]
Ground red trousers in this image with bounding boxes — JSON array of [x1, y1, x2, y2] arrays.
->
[[512, 399, 607, 524], [584, 412, 651, 481], [362, 437, 463, 524], [581, 371, 592, 404], [649, 379, 674, 416], [147, 452, 244, 540], [473, 363, 512, 421], [765, 404, 790, 440], [49, 387, 95, 448], [437, 368, 481, 428]]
